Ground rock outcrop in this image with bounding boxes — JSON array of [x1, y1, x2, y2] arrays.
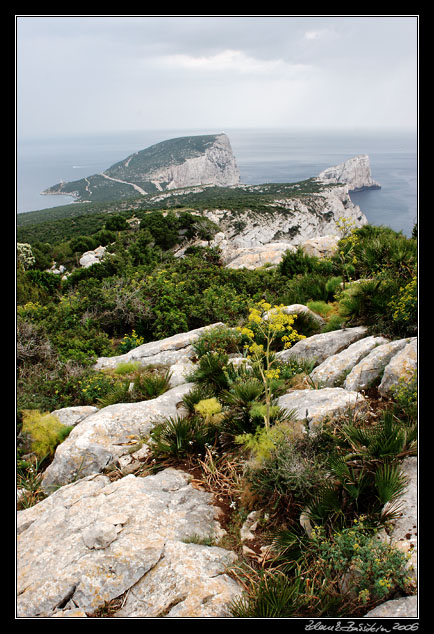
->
[[79, 246, 106, 268], [41, 383, 194, 493], [309, 335, 390, 388], [317, 154, 381, 192], [17, 318, 418, 619], [276, 326, 368, 366], [278, 387, 368, 431], [93, 323, 224, 372], [17, 469, 243, 618]]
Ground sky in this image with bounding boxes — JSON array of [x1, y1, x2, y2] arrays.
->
[[16, 15, 418, 139]]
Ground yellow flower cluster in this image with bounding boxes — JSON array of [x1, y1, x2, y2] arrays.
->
[[389, 275, 417, 323], [264, 368, 280, 380]]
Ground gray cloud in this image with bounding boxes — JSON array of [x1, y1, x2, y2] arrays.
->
[[16, 15, 418, 138]]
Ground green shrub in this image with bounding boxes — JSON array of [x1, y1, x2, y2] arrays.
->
[[192, 325, 242, 359], [113, 361, 142, 375], [337, 277, 404, 335], [243, 429, 331, 506], [118, 329, 144, 353], [187, 352, 231, 393], [279, 247, 323, 277], [96, 369, 171, 407], [21, 410, 73, 460], [267, 519, 415, 617], [149, 415, 218, 459]]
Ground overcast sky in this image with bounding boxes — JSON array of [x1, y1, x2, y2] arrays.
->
[[16, 15, 418, 139]]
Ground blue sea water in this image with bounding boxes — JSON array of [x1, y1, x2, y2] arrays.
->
[[17, 128, 417, 237]]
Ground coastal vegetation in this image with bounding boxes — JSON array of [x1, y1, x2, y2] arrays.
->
[[17, 196, 417, 617]]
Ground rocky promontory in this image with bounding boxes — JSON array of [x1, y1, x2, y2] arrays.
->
[[42, 134, 240, 203]]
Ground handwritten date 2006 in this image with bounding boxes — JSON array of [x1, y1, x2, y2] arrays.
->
[[305, 622, 418, 633]]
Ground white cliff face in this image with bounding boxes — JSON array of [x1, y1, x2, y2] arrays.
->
[[200, 185, 368, 264], [317, 154, 381, 192], [148, 134, 240, 190]]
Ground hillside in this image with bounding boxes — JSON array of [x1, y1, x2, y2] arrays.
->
[[41, 133, 240, 203], [17, 142, 418, 619]]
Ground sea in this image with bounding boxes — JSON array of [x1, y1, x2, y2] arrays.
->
[[16, 128, 418, 237]]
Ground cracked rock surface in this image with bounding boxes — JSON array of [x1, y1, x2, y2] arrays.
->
[[17, 469, 241, 618]]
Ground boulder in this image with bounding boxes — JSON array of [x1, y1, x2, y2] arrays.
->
[[17, 469, 242, 618], [363, 595, 417, 618], [51, 406, 99, 428], [276, 326, 368, 366], [309, 336, 389, 388], [277, 387, 368, 431], [114, 540, 242, 618], [93, 323, 225, 372], [378, 338, 417, 397], [79, 246, 106, 268], [344, 338, 413, 392], [41, 383, 194, 493], [300, 234, 340, 258], [386, 457, 418, 581], [225, 242, 295, 270]]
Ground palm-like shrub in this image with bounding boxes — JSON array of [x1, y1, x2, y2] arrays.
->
[[263, 519, 415, 617], [149, 415, 218, 459], [96, 368, 172, 408], [306, 453, 409, 530], [187, 352, 231, 393]]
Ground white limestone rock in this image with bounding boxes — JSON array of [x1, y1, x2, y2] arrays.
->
[[317, 154, 381, 192], [40, 383, 195, 493], [114, 540, 242, 618], [301, 234, 340, 258], [264, 303, 326, 329], [309, 335, 389, 388], [386, 456, 418, 581], [344, 338, 413, 392], [79, 245, 106, 268], [50, 406, 99, 428], [225, 242, 296, 270], [378, 338, 417, 397], [363, 595, 417, 618], [17, 469, 242, 618], [93, 323, 225, 371], [276, 326, 368, 366], [277, 387, 368, 431], [149, 133, 240, 190]]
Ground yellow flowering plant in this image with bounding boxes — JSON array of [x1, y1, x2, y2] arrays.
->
[[237, 300, 304, 428]]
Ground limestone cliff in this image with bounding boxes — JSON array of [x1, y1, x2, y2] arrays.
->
[[317, 154, 381, 192], [42, 134, 240, 203]]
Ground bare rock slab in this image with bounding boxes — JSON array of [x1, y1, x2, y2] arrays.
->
[[17, 469, 241, 618], [344, 338, 413, 392], [51, 406, 99, 427], [114, 540, 241, 618], [94, 323, 224, 371], [309, 335, 389, 388], [363, 595, 417, 618], [378, 338, 417, 397], [277, 387, 368, 430], [41, 383, 194, 493], [276, 326, 368, 366]]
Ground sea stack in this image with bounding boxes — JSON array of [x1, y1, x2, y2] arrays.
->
[[317, 154, 381, 192]]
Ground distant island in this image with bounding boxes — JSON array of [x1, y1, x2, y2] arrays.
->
[[42, 133, 241, 203]]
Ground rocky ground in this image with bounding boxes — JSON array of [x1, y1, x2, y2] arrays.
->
[[17, 316, 418, 619]]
